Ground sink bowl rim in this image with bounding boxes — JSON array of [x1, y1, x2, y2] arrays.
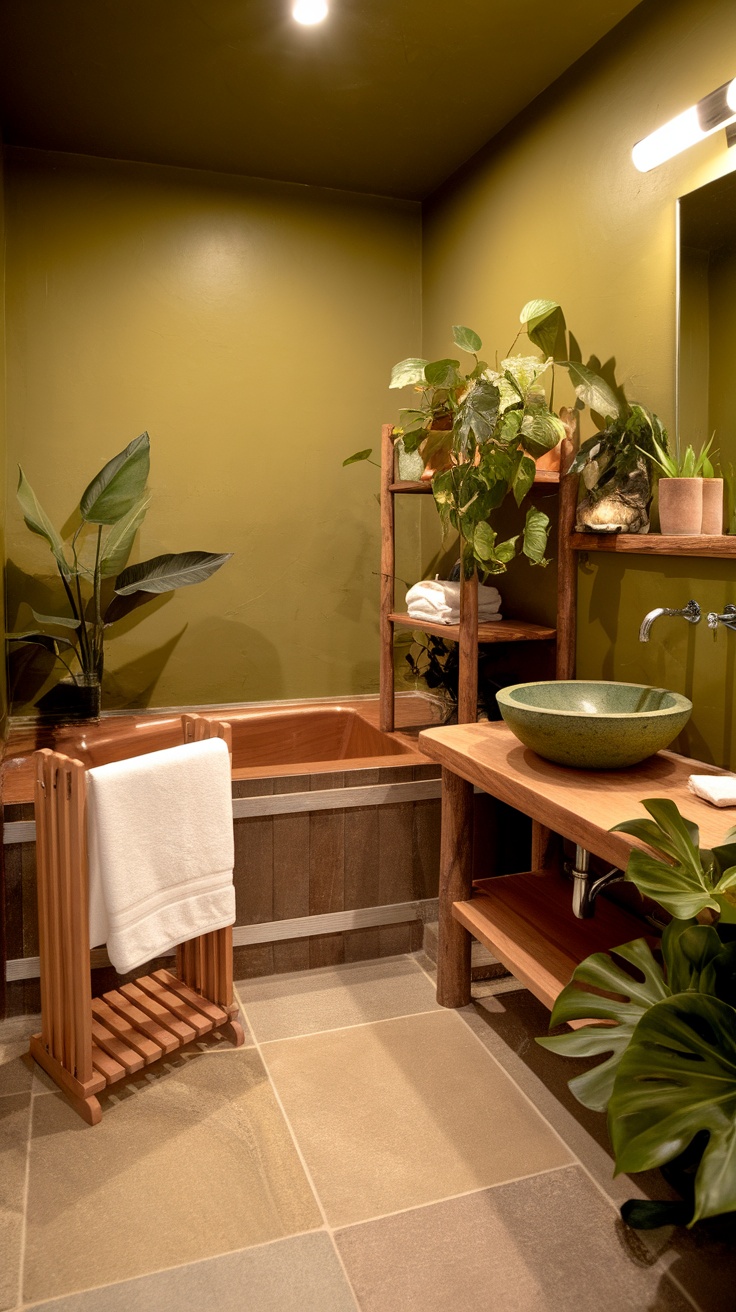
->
[[496, 679, 693, 720]]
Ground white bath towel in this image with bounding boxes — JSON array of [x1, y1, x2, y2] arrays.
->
[[87, 738, 235, 974], [407, 602, 503, 625], [687, 774, 736, 807], [405, 579, 502, 619]]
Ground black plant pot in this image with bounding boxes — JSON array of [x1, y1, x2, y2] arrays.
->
[[35, 676, 102, 724]]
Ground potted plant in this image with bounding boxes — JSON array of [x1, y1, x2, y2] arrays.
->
[[347, 300, 588, 578], [642, 436, 719, 535], [8, 432, 231, 720], [539, 797, 736, 1229], [569, 399, 668, 534]]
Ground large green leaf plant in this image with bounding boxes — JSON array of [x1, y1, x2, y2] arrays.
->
[[538, 797, 736, 1229], [347, 300, 625, 578], [9, 432, 231, 699]]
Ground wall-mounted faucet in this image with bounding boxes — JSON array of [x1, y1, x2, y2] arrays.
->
[[707, 604, 736, 633], [639, 599, 701, 643]]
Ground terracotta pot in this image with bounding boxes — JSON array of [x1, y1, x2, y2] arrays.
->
[[701, 478, 724, 535], [658, 478, 703, 535]]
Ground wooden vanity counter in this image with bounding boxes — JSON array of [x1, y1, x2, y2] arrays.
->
[[418, 721, 735, 1011]]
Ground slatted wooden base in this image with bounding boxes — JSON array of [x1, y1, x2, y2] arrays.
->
[[30, 968, 244, 1124]]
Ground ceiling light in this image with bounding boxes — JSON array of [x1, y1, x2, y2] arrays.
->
[[292, 0, 328, 25], [633, 78, 736, 172]]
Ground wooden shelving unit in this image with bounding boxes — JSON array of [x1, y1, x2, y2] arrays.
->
[[571, 532, 736, 558], [379, 424, 578, 731]]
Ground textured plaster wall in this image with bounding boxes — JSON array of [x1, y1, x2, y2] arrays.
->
[[4, 150, 421, 712], [422, 0, 736, 767]]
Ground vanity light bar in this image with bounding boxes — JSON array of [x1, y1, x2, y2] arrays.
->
[[633, 78, 736, 172]]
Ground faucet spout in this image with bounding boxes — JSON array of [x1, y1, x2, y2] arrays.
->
[[639, 599, 701, 643]]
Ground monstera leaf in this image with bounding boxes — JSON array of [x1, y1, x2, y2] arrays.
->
[[612, 798, 736, 918], [537, 938, 669, 1111], [609, 993, 736, 1224]]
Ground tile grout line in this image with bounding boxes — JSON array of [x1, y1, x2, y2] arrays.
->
[[331, 1161, 578, 1235], [252, 1004, 443, 1047], [13, 1226, 343, 1311], [238, 995, 362, 1312], [16, 1085, 35, 1311]]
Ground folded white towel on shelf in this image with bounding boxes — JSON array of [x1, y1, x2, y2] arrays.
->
[[687, 774, 736, 807], [405, 578, 502, 622], [87, 737, 235, 974], [407, 602, 503, 625]]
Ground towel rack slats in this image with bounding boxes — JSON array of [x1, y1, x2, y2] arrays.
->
[[91, 998, 163, 1065], [102, 989, 179, 1056], [91, 1018, 145, 1074], [119, 981, 198, 1043], [134, 975, 212, 1037], [28, 714, 245, 1124], [152, 969, 229, 1026], [91, 1043, 127, 1084]]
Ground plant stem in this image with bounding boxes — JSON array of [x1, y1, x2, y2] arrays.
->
[[70, 525, 92, 675], [93, 526, 103, 677]]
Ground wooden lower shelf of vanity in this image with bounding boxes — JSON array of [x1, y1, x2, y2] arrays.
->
[[453, 870, 652, 1012]]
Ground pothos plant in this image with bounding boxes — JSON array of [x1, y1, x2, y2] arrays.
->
[[539, 798, 736, 1229], [8, 432, 231, 701], [346, 299, 624, 578]]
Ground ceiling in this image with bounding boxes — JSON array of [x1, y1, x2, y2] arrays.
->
[[0, 0, 642, 200]]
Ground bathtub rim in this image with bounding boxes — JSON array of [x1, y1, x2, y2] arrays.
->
[[2, 692, 443, 805]]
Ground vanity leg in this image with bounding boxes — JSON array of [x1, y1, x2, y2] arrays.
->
[[437, 767, 473, 1008]]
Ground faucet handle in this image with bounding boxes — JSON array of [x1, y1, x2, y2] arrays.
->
[[682, 600, 701, 624], [707, 603, 736, 632]]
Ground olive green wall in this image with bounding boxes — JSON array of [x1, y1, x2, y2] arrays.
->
[[4, 149, 421, 712], [422, 0, 736, 767]]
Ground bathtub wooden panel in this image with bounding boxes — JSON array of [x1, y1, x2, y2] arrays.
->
[[309, 771, 345, 967], [272, 776, 311, 974]]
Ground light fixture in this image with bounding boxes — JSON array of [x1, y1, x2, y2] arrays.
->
[[633, 78, 736, 172], [292, 0, 328, 24]]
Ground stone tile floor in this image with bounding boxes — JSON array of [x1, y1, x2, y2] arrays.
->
[[1, 954, 734, 1311]]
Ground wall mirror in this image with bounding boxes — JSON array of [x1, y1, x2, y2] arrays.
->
[[678, 169, 736, 470]]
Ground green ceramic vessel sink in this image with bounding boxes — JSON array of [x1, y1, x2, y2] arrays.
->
[[495, 680, 692, 769]]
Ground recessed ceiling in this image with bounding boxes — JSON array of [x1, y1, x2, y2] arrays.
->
[[0, 0, 642, 199]]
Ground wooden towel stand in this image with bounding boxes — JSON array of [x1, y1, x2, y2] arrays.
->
[[29, 713, 245, 1125]]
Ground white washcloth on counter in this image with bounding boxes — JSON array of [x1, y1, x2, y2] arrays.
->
[[87, 738, 235, 974], [406, 578, 502, 624], [687, 774, 736, 807]]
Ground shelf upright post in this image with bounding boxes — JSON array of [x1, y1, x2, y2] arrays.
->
[[556, 437, 578, 680], [379, 424, 396, 732], [458, 564, 479, 724]]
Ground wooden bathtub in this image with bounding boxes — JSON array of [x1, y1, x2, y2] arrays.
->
[[2, 696, 443, 1014]]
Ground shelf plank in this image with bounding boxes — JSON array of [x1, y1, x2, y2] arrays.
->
[[571, 532, 736, 557], [390, 613, 556, 643], [453, 870, 652, 1012], [390, 471, 560, 495]]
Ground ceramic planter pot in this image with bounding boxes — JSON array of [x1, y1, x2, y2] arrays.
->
[[658, 478, 703, 535], [395, 436, 424, 482], [701, 478, 724, 535]]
